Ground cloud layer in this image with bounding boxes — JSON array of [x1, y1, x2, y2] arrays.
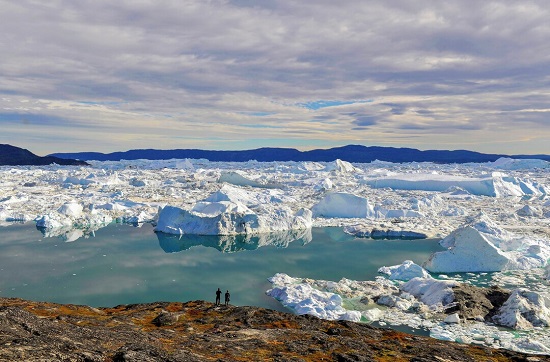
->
[[1, 0, 549, 154]]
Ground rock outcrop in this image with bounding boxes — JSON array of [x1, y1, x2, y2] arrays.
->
[[0, 297, 547, 361]]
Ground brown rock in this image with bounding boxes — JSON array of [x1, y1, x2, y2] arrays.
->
[[0, 297, 546, 361]]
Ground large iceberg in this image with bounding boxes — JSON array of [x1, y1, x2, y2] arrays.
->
[[490, 157, 550, 170], [363, 172, 546, 197], [423, 214, 550, 273], [155, 191, 312, 236]]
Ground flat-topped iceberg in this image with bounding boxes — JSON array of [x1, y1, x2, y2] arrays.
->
[[490, 157, 550, 170], [155, 190, 312, 235], [363, 172, 546, 197], [312, 192, 375, 218]]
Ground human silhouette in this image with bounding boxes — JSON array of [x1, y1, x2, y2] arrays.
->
[[225, 290, 230, 306], [215, 288, 222, 306]]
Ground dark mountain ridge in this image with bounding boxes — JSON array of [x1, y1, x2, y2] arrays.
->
[[0, 144, 88, 166], [50, 144, 550, 164]]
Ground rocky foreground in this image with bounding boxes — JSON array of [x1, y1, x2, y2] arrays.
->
[[0, 298, 547, 362]]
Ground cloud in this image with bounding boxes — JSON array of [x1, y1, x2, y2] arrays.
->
[[0, 0, 549, 154]]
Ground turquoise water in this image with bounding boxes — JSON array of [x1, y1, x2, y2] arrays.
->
[[0, 223, 443, 312]]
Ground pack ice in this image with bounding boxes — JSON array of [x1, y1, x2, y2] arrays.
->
[[1, 156, 549, 354]]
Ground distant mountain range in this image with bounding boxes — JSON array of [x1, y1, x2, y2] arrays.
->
[[49, 145, 550, 164], [0, 144, 88, 166]]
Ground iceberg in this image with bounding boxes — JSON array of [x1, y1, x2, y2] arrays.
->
[[324, 159, 359, 173], [490, 157, 550, 170], [363, 172, 545, 197], [423, 214, 550, 273], [378, 260, 432, 281], [155, 193, 312, 236], [218, 170, 282, 188], [312, 192, 375, 218], [400, 277, 458, 308], [492, 289, 550, 329]]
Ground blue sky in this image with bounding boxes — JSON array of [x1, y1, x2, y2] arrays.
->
[[1, 1, 549, 155]]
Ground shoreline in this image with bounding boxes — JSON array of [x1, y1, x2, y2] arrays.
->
[[1, 296, 547, 361]]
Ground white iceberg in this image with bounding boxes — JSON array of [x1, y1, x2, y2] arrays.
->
[[363, 172, 545, 197], [57, 201, 83, 218], [324, 159, 359, 173], [312, 192, 375, 218], [400, 277, 458, 308], [492, 289, 550, 329], [218, 170, 281, 188], [378, 260, 432, 281], [424, 214, 550, 273], [490, 157, 550, 170], [516, 205, 542, 217], [266, 273, 362, 322], [155, 194, 312, 236]]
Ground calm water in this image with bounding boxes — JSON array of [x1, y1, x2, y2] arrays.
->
[[0, 223, 443, 312]]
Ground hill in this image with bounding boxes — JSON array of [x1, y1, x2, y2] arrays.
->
[[50, 144, 550, 163], [0, 144, 88, 166]]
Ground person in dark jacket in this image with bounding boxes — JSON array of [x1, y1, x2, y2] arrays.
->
[[224, 290, 230, 306], [215, 288, 222, 306]]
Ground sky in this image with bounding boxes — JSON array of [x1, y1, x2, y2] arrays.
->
[[1, 0, 549, 156]]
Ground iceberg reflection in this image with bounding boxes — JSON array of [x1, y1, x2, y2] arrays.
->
[[156, 228, 312, 253]]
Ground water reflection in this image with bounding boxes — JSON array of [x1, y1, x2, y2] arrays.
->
[[156, 228, 312, 253], [36, 224, 108, 242]]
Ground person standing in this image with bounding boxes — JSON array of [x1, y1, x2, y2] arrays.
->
[[224, 290, 230, 306], [215, 288, 222, 306]]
